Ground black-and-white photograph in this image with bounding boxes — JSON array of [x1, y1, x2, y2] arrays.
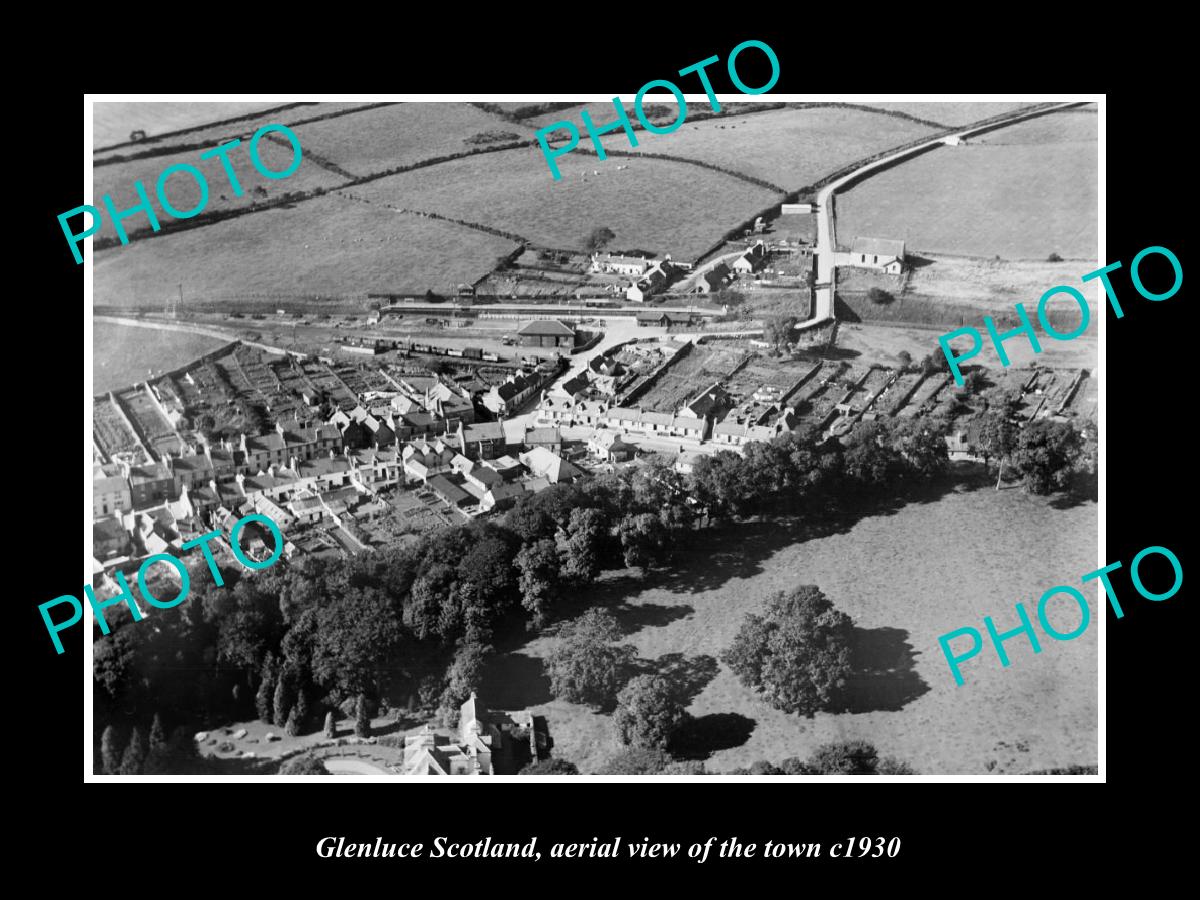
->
[[82, 95, 1100, 778]]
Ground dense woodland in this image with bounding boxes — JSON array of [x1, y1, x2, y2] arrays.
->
[[94, 411, 1094, 774]]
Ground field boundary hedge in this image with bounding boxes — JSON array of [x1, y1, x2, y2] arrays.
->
[[93, 139, 543, 251]]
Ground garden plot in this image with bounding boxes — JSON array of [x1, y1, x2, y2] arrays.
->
[[720, 356, 820, 403], [118, 387, 181, 456], [790, 362, 850, 427], [897, 373, 948, 418], [637, 344, 747, 413], [305, 365, 357, 409], [93, 398, 143, 459], [879, 371, 926, 416], [1064, 371, 1097, 419]]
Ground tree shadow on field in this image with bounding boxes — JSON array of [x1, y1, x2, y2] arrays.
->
[[1047, 476, 1098, 510], [478, 652, 552, 709], [551, 570, 696, 638], [837, 626, 929, 713], [654, 652, 720, 704], [671, 713, 757, 761]]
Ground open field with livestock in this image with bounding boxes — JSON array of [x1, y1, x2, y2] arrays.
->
[[93, 194, 519, 307], [353, 147, 780, 261], [482, 484, 1097, 774], [836, 110, 1097, 259]]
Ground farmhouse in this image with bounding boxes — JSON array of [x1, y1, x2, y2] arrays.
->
[[849, 237, 906, 275], [518, 320, 576, 349], [626, 260, 677, 302], [591, 253, 652, 276]]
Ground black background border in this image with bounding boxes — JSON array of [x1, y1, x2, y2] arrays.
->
[[21, 27, 1189, 884]]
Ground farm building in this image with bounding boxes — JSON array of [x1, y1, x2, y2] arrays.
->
[[691, 262, 733, 294], [732, 240, 768, 274], [636, 312, 690, 328], [849, 237, 906, 275], [518, 319, 576, 349], [781, 202, 814, 214]]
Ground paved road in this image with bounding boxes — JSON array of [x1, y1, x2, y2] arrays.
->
[[801, 101, 1085, 332]]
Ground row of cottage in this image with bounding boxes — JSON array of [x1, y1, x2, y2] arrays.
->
[[536, 376, 798, 449]]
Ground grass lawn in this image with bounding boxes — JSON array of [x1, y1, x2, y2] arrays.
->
[[836, 110, 1097, 259], [482, 482, 1098, 775], [620, 106, 938, 189], [354, 147, 781, 261], [93, 320, 231, 394], [93, 193, 519, 306]]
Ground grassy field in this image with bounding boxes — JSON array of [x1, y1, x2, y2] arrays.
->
[[94, 102, 292, 150], [93, 194, 519, 306], [836, 110, 1097, 259], [93, 320, 231, 393], [865, 102, 1037, 127], [482, 483, 1098, 775], [616, 106, 938, 189], [94, 103, 371, 161], [901, 255, 1102, 307], [355, 147, 781, 260], [287, 103, 537, 178], [833, 322, 1098, 378], [93, 139, 345, 232]]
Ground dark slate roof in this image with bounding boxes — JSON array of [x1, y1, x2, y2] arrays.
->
[[518, 319, 575, 337]]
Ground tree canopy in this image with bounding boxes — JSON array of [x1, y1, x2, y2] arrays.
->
[[723, 586, 854, 717], [612, 674, 687, 750], [545, 609, 635, 708]]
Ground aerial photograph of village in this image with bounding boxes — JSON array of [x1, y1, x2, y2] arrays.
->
[[88, 97, 1098, 777]]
